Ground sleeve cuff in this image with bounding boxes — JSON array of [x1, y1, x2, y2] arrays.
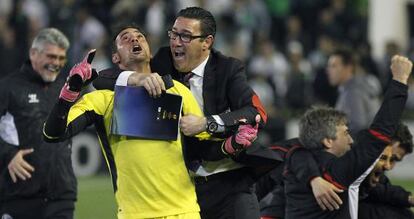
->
[[212, 115, 225, 133], [116, 71, 135, 86]]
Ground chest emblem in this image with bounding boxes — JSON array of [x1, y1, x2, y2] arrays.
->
[[28, 93, 40, 103]]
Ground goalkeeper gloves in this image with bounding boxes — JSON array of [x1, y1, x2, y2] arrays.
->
[[223, 115, 260, 155], [59, 49, 98, 102]]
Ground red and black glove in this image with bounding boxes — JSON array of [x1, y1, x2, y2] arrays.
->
[[59, 49, 98, 102], [223, 115, 260, 155]]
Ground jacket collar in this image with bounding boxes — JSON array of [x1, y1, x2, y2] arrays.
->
[[20, 60, 53, 86]]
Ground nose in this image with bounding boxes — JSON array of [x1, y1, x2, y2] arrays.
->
[[170, 36, 182, 47], [51, 57, 60, 66], [131, 35, 138, 42], [349, 135, 354, 145]]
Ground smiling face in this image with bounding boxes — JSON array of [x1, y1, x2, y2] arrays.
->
[[368, 145, 393, 187], [169, 17, 213, 73], [390, 141, 407, 169], [30, 43, 67, 82], [112, 28, 151, 69]]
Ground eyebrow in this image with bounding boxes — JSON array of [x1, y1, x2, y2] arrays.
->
[[119, 30, 141, 38], [171, 28, 193, 34]]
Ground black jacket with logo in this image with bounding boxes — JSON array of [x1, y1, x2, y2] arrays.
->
[[0, 61, 76, 202]]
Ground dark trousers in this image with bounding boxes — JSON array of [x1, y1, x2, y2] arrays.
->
[[194, 168, 260, 219], [0, 198, 74, 219]]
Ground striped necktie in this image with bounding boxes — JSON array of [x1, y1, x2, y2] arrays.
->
[[183, 72, 194, 88]]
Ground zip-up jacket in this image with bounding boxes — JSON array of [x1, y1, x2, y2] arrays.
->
[[0, 61, 76, 202]]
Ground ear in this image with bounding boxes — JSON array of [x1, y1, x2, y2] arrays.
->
[[112, 53, 120, 64], [29, 48, 37, 60], [202, 35, 214, 51], [322, 138, 333, 149]]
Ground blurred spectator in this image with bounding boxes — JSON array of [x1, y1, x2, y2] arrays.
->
[[285, 41, 313, 111], [71, 6, 106, 64], [327, 49, 381, 135], [8, 0, 30, 66], [145, 0, 166, 51], [265, 0, 290, 48], [0, 16, 19, 77], [284, 15, 311, 54], [357, 41, 380, 77], [249, 39, 289, 105], [22, 0, 49, 33], [380, 41, 401, 89], [309, 35, 338, 106]]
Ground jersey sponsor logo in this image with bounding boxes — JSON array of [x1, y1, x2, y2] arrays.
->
[[28, 93, 39, 103]]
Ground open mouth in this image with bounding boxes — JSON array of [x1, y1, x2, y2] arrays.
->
[[45, 64, 60, 73], [371, 169, 383, 185], [173, 50, 185, 60], [132, 45, 142, 54]]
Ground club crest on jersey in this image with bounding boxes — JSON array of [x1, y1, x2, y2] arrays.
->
[[28, 93, 39, 103]]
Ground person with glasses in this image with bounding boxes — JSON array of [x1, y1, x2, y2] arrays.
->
[[0, 28, 77, 219]]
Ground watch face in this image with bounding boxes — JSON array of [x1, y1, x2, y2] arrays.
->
[[208, 122, 218, 133]]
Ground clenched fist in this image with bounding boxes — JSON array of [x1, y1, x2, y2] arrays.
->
[[391, 55, 413, 85]]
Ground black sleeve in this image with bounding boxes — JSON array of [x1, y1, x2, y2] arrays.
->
[[0, 80, 19, 166], [255, 164, 284, 201], [287, 148, 322, 183], [218, 58, 267, 130], [92, 67, 122, 90], [184, 137, 227, 161], [327, 80, 408, 187], [366, 176, 411, 207], [43, 99, 95, 142]]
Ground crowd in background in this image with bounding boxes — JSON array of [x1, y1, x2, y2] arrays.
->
[[2, 0, 414, 144]]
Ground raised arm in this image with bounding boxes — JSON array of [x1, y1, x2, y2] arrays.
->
[[329, 55, 412, 187], [44, 50, 98, 142]]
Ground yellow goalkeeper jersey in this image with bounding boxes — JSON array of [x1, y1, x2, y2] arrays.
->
[[67, 80, 208, 218]]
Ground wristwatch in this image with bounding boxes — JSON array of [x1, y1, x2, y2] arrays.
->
[[206, 116, 219, 135]]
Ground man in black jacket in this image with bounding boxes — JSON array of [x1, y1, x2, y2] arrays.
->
[[0, 28, 76, 219], [284, 55, 412, 219], [359, 123, 414, 218]]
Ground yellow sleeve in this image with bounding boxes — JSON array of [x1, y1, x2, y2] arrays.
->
[[168, 80, 211, 140], [68, 90, 114, 125]]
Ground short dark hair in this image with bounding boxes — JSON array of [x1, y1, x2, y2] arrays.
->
[[110, 23, 146, 53], [393, 123, 413, 154], [299, 106, 348, 150], [177, 7, 216, 37], [330, 49, 355, 67]]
